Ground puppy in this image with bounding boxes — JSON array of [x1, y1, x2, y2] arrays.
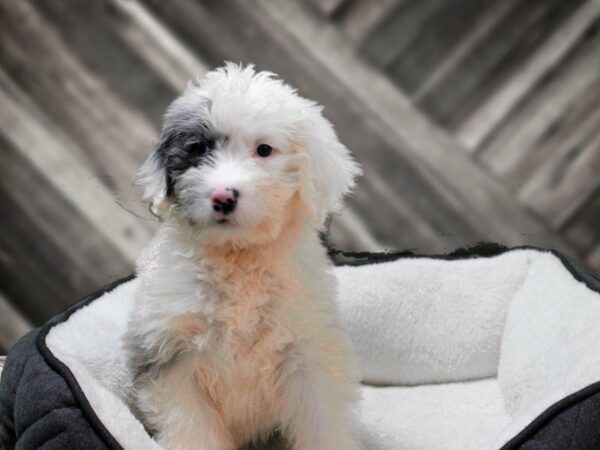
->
[[123, 63, 363, 450]]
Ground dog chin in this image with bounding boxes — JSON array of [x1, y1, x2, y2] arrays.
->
[[190, 215, 281, 248]]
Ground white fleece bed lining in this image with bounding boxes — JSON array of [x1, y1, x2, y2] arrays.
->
[[44, 249, 600, 450]]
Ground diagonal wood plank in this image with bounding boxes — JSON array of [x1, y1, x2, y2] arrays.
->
[[0, 0, 158, 216], [588, 245, 600, 276], [328, 208, 385, 253], [0, 0, 589, 275], [518, 128, 600, 230], [562, 185, 600, 257], [410, 0, 517, 103], [351, 175, 447, 251], [113, 0, 208, 91], [358, 0, 445, 69], [477, 22, 600, 183], [0, 70, 154, 262], [304, 0, 349, 18], [388, 0, 494, 97], [458, 0, 600, 150], [0, 290, 32, 353], [30, 0, 176, 124], [247, 0, 578, 254], [0, 133, 133, 324], [421, 0, 584, 130], [334, 0, 398, 44]]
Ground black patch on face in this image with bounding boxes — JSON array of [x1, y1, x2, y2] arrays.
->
[[151, 117, 218, 197], [164, 136, 216, 197]]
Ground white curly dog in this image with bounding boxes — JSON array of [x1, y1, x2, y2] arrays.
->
[[123, 63, 363, 450]]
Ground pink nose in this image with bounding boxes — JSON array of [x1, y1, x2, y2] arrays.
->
[[210, 187, 239, 215]]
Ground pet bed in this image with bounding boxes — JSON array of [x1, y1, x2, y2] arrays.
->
[[1, 245, 600, 449]]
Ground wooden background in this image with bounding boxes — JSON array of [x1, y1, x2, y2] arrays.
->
[[0, 0, 599, 352]]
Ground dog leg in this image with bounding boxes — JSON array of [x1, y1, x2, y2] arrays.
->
[[279, 355, 362, 450], [137, 357, 234, 450]]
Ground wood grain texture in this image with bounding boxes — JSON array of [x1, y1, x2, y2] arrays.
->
[[0, 71, 155, 262], [0, 0, 158, 211], [417, 0, 584, 129], [0, 133, 133, 324], [334, 0, 398, 43], [458, 0, 600, 151], [251, 0, 578, 253], [588, 244, 600, 274], [0, 290, 31, 354], [304, 0, 348, 18], [30, 0, 179, 124], [113, 0, 208, 91], [387, 0, 491, 96], [563, 186, 600, 256], [359, 0, 444, 69], [0, 0, 598, 334], [518, 124, 600, 229], [478, 18, 600, 184], [328, 208, 385, 253]]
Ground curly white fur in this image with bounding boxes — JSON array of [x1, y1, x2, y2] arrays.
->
[[123, 63, 363, 450]]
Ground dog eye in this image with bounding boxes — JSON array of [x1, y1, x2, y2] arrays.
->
[[256, 144, 273, 157], [187, 141, 208, 156]]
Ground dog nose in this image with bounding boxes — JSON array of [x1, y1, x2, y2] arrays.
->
[[210, 187, 239, 215]]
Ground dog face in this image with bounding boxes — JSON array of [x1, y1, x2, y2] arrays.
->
[[139, 63, 361, 245]]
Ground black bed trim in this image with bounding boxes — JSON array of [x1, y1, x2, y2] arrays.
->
[[498, 248, 600, 449], [327, 241, 511, 266], [36, 274, 135, 450], [34, 244, 600, 450], [330, 243, 600, 290], [499, 379, 600, 449]]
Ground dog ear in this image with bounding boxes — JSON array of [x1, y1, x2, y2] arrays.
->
[[136, 132, 173, 217], [299, 112, 362, 224]]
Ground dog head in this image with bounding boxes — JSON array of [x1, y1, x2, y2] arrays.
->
[[138, 63, 361, 246]]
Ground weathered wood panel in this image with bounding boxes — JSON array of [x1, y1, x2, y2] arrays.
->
[[458, 0, 600, 151], [563, 186, 600, 256], [387, 0, 492, 96], [417, 0, 584, 129], [252, 0, 578, 254], [359, 0, 446, 69], [328, 209, 385, 253], [477, 17, 600, 184], [0, 0, 158, 218], [0, 71, 153, 262], [0, 0, 598, 340], [467, 14, 600, 230], [330, 0, 598, 273], [518, 126, 600, 229], [0, 290, 32, 354], [411, 0, 519, 107], [332, 0, 398, 43], [113, 0, 208, 91], [588, 243, 600, 272], [0, 133, 133, 324], [351, 174, 446, 251], [305, 0, 348, 18], [31, 0, 179, 124]]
